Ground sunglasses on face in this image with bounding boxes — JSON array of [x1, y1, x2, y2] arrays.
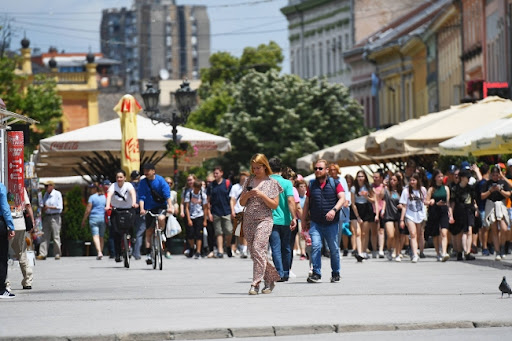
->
[[314, 167, 324, 171]]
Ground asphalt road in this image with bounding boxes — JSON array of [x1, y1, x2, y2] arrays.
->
[[1, 249, 512, 340]]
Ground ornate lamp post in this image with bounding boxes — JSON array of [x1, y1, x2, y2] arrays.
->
[[141, 80, 197, 187]]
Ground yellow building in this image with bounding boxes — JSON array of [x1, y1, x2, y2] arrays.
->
[[358, 0, 461, 128], [16, 39, 99, 133]]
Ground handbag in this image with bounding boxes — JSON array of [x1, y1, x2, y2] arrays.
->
[[24, 210, 33, 231], [146, 179, 166, 204], [115, 209, 134, 230], [166, 214, 182, 238], [233, 211, 244, 238]]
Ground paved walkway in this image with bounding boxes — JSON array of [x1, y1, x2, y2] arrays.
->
[[1, 249, 512, 340]]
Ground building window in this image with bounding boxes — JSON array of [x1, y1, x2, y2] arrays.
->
[[305, 47, 310, 78], [291, 50, 295, 74], [296, 48, 301, 77], [326, 40, 331, 76], [332, 38, 337, 74], [319, 42, 323, 76], [311, 44, 315, 77], [339, 35, 343, 69]]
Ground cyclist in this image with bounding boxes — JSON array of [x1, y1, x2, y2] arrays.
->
[[138, 163, 174, 265], [105, 170, 137, 262]]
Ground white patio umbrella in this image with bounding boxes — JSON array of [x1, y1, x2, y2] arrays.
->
[[439, 116, 512, 156], [37, 115, 231, 177]]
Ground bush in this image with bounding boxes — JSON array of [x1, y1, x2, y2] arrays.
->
[[62, 186, 91, 241]]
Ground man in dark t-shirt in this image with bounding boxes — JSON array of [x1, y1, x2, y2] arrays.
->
[[207, 166, 233, 258]]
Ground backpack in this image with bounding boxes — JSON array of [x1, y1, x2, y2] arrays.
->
[[309, 177, 337, 191]]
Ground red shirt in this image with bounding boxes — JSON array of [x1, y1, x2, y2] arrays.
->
[[306, 180, 344, 197]]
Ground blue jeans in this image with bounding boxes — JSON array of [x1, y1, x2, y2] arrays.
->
[[269, 224, 292, 279], [310, 221, 340, 277], [132, 214, 146, 258]]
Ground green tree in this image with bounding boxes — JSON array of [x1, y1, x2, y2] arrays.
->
[[0, 55, 62, 156], [62, 186, 90, 241], [22, 75, 62, 149], [219, 69, 367, 172], [187, 41, 284, 135]]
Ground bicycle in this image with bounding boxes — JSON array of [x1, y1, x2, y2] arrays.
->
[[121, 229, 132, 268], [144, 210, 164, 270], [112, 208, 134, 269]]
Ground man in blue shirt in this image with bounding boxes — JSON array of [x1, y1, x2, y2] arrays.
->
[[138, 163, 173, 265], [268, 158, 297, 281], [0, 182, 15, 298]]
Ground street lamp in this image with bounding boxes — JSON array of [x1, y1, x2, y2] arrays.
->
[[141, 80, 197, 187]]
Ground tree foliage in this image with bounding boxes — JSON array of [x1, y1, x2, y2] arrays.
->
[[0, 55, 62, 155], [219, 70, 367, 171], [187, 41, 284, 134]]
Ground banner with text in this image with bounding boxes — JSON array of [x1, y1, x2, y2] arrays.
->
[[7, 131, 24, 217]]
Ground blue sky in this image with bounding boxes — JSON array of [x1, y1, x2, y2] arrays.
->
[[3, 0, 290, 73]]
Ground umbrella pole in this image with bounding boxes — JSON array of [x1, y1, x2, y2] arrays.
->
[[172, 113, 179, 190]]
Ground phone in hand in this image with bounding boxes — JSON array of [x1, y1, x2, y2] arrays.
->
[[246, 186, 253, 191]]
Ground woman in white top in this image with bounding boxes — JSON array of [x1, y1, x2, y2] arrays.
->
[[399, 173, 427, 263], [105, 170, 137, 262]]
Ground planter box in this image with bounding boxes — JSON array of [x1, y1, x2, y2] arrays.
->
[[62, 240, 85, 257], [169, 238, 185, 255]]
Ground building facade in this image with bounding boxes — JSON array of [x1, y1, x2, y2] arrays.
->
[[17, 42, 100, 133], [281, 0, 353, 85], [101, 0, 210, 92]]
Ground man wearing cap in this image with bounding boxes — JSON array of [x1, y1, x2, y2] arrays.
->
[[138, 163, 173, 265], [38, 181, 63, 260], [130, 170, 145, 260]]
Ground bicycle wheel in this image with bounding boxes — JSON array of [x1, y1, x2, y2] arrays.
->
[[157, 230, 163, 270], [152, 233, 158, 269], [123, 233, 130, 268]]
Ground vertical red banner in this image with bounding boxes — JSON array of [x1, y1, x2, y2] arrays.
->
[[7, 131, 24, 215]]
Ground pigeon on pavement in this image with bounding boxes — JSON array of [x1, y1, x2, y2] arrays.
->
[[499, 276, 512, 298]]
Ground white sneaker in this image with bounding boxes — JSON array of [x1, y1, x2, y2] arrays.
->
[[0, 289, 15, 299], [411, 255, 419, 263], [289, 270, 297, 278], [496, 254, 502, 261], [395, 255, 401, 262]]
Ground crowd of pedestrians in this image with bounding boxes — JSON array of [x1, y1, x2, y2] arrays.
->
[[3, 155, 512, 298]]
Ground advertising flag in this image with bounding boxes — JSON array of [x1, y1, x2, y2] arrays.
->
[[114, 94, 142, 176]]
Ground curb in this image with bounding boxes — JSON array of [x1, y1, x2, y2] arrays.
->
[[2, 320, 512, 340]]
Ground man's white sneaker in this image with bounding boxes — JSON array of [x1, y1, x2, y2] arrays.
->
[[0, 289, 15, 299]]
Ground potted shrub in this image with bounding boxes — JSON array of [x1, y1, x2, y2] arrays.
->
[[62, 185, 91, 256]]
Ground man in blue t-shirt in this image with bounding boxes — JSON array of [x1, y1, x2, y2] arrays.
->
[[138, 163, 173, 265], [268, 158, 297, 281], [207, 166, 232, 258]]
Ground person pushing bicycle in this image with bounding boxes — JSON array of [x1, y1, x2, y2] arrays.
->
[[138, 163, 174, 265]]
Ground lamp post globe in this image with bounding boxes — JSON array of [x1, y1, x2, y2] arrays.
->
[[141, 83, 161, 115], [141, 80, 197, 188], [174, 80, 197, 121]]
